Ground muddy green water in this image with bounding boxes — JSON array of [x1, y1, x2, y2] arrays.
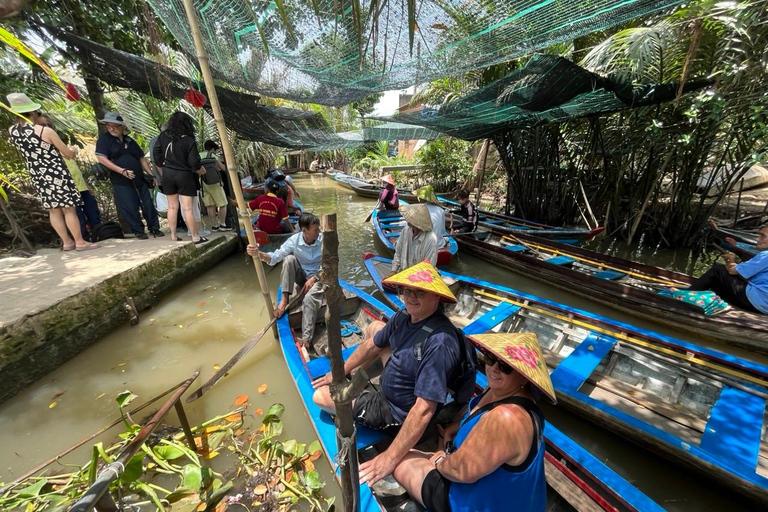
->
[[0, 174, 759, 511]]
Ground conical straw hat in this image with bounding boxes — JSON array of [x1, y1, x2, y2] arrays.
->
[[382, 261, 457, 303], [469, 332, 556, 404], [401, 203, 433, 232], [380, 174, 395, 186]]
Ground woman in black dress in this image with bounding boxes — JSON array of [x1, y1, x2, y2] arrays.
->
[[6, 93, 99, 251]]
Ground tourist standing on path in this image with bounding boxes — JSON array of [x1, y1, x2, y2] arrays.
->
[[688, 225, 768, 314], [153, 112, 208, 243], [245, 213, 323, 346], [392, 332, 556, 512], [391, 203, 438, 273], [36, 114, 101, 241], [6, 93, 99, 251], [95, 112, 162, 240], [416, 185, 447, 249], [249, 181, 295, 234], [200, 140, 232, 231], [379, 174, 399, 210]]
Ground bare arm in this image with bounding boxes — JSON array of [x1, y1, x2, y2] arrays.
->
[[436, 405, 533, 483], [359, 397, 438, 485], [139, 157, 153, 175], [39, 127, 77, 159]]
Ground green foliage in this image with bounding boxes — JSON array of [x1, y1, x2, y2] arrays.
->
[[416, 138, 473, 184]]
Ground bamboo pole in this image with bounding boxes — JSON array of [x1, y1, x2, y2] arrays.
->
[[180, 0, 275, 333], [320, 213, 360, 512]]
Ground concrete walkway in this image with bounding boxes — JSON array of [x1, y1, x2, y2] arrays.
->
[[0, 232, 239, 404]]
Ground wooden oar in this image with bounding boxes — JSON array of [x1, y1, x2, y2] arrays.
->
[[364, 200, 381, 223], [186, 290, 305, 402]]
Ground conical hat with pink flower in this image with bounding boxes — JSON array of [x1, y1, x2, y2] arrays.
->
[[469, 332, 556, 404], [382, 261, 457, 303]]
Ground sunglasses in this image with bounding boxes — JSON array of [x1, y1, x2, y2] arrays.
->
[[479, 348, 514, 374], [399, 287, 427, 299]]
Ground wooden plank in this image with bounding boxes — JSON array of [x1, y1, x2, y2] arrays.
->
[[544, 459, 604, 512], [463, 301, 521, 335], [550, 334, 616, 391], [700, 385, 766, 470]]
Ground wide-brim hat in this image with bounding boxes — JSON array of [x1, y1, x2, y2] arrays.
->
[[380, 174, 395, 186], [415, 185, 439, 204], [6, 93, 41, 114], [469, 332, 556, 404], [382, 260, 457, 303], [401, 203, 433, 232], [98, 112, 130, 132]]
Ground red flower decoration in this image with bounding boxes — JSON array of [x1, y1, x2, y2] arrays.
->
[[65, 82, 80, 102], [184, 87, 207, 108], [505, 345, 538, 369], [407, 270, 434, 284]]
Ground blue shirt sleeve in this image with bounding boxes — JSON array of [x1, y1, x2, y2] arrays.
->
[[373, 314, 398, 349], [736, 252, 768, 280], [94, 134, 111, 158], [413, 331, 460, 404]]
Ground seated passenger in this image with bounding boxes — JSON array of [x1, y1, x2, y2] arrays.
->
[[391, 203, 438, 274], [249, 180, 295, 234], [416, 185, 447, 249], [449, 189, 478, 233], [379, 174, 399, 210], [392, 332, 556, 512], [312, 261, 473, 486], [689, 225, 767, 314]]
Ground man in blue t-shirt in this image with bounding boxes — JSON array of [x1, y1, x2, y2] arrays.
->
[[690, 225, 768, 313], [312, 261, 465, 486]]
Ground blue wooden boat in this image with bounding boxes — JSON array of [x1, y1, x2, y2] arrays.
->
[[276, 280, 665, 512], [372, 200, 459, 267], [438, 196, 604, 244], [710, 224, 760, 260], [365, 255, 768, 505]]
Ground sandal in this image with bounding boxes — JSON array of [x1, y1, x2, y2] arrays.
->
[[62, 244, 76, 252], [193, 237, 209, 245], [171, 236, 184, 241], [76, 243, 101, 251]]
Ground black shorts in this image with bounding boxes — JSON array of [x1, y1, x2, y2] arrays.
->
[[352, 389, 400, 431], [421, 469, 451, 512], [162, 168, 198, 197]]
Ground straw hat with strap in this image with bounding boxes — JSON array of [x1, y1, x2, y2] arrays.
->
[[401, 203, 433, 232], [382, 260, 457, 303]]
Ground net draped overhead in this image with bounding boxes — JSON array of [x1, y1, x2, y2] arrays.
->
[[147, 0, 686, 106]]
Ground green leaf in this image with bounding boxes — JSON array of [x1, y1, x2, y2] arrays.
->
[[262, 403, 285, 424], [181, 464, 202, 490], [200, 467, 214, 491], [308, 440, 322, 455], [304, 470, 323, 491], [206, 481, 233, 508], [165, 488, 198, 503], [280, 439, 298, 456], [115, 390, 137, 408], [136, 482, 165, 511], [153, 445, 186, 461], [17, 478, 48, 498], [40, 496, 73, 512], [119, 453, 145, 483]]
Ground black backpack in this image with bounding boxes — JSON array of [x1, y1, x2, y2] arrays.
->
[[89, 221, 125, 242], [392, 310, 478, 405], [201, 151, 222, 185]]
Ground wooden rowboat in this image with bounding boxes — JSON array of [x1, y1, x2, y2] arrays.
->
[[239, 200, 304, 248], [439, 196, 604, 243], [371, 200, 458, 267], [277, 280, 665, 512], [365, 255, 768, 505], [710, 225, 760, 260], [453, 226, 768, 353], [346, 179, 421, 203]]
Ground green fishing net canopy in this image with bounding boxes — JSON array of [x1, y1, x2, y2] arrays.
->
[[147, 0, 685, 106]]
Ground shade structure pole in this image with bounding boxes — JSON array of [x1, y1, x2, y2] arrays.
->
[[180, 0, 276, 333]]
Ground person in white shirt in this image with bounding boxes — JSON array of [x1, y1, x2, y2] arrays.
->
[[416, 185, 447, 249], [391, 204, 438, 273]]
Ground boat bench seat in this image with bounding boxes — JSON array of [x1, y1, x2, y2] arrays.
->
[[550, 334, 616, 390], [385, 232, 401, 239], [699, 385, 765, 471], [546, 255, 576, 266], [463, 301, 521, 335], [593, 269, 626, 280], [306, 345, 360, 380], [502, 244, 529, 253]]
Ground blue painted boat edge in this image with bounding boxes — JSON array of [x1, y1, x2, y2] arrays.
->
[[371, 207, 395, 251], [446, 235, 459, 256], [439, 269, 768, 377], [363, 256, 404, 310], [275, 282, 395, 512], [474, 372, 665, 512]]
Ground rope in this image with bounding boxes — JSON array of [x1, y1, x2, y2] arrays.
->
[[101, 461, 125, 481], [334, 426, 357, 470]]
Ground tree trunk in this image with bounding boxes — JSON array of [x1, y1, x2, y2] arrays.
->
[[81, 66, 107, 131]]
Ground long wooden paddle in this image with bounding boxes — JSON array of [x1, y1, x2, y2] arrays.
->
[[364, 200, 381, 223], [186, 290, 305, 402]]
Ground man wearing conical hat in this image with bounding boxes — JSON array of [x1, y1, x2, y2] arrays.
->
[[312, 261, 471, 487], [393, 332, 556, 512], [415, 185, 447, 249], [391, 203, 439, 274]]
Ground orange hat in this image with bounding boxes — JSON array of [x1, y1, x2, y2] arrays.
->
[[380, 174, 395, 186], [382, 260, 457, 303], [469, 332, 556, 404]]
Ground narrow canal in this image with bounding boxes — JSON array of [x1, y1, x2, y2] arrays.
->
[[0, 174, 759, 511]]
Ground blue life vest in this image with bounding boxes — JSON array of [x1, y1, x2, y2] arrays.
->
[[448, 392, 547, 512]]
